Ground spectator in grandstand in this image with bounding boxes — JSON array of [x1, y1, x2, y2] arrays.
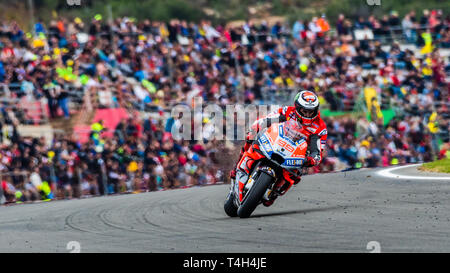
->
[[402, 13, 416, 43], [1, 177, 16, 203]]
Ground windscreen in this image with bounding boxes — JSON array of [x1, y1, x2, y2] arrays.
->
[[283, 120, 305, 142]]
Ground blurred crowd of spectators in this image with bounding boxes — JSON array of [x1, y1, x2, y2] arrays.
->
[[0, 115, 226, 203], [0, 9, 448, 108], [0, 9, 449, 203], [321, 113, 449, 172]]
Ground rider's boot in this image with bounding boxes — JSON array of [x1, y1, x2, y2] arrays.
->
[[263, 196, 277, 207], [293, 176, 301, 185]]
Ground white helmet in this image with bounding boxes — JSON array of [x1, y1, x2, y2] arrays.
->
[[294, 90, 320, 126]]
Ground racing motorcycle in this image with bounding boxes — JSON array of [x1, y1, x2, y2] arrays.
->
[[224, 119, 309, 218]]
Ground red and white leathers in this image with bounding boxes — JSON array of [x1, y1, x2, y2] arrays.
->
[[230, 105, 328, 182]]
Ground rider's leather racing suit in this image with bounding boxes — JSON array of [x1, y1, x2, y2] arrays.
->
[[231, 105, 328, 184]]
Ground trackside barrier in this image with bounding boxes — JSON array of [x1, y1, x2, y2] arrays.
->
[[0, 181, 4, 205]]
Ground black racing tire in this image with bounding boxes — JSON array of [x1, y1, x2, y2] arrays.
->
[[224, 191, 238, 217], [237, 172, 274, 218]]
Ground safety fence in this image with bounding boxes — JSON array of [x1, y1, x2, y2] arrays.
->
[[43, 21, 449, 49], [0, 95, 49, 126], [0, 156, 225, 205], [0, 165, 127, 204], [259, 86, 365, 112]]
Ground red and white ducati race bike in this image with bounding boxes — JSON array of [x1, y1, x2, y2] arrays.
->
[[224, 120, 309, 218]]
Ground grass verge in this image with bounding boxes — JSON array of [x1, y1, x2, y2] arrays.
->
[[419, 158, 450, 173]]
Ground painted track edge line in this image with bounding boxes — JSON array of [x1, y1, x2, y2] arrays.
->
[[377, 164, 450, 180]]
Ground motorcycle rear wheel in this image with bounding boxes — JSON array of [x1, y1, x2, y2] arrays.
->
[[237, 171, 273, 218]]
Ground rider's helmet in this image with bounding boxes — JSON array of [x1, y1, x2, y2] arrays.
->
[[294, 90, 320, 126]]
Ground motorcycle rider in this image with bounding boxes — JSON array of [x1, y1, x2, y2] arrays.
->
[[230, 90, 327, 205]]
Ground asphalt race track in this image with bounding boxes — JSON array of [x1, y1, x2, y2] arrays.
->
[[1, 165, 450, 253]]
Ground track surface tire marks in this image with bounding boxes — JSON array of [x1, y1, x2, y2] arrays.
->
[[1, 166, 450, 252]]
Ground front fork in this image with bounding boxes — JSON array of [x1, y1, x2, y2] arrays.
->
[[231, 168, 296, 198], [233, 164, 284, 205], [229, 142, 298, 205], [229, 165, 263, 208]]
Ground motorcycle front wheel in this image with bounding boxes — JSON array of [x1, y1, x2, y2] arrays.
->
[[237, 171, 273, 218]]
